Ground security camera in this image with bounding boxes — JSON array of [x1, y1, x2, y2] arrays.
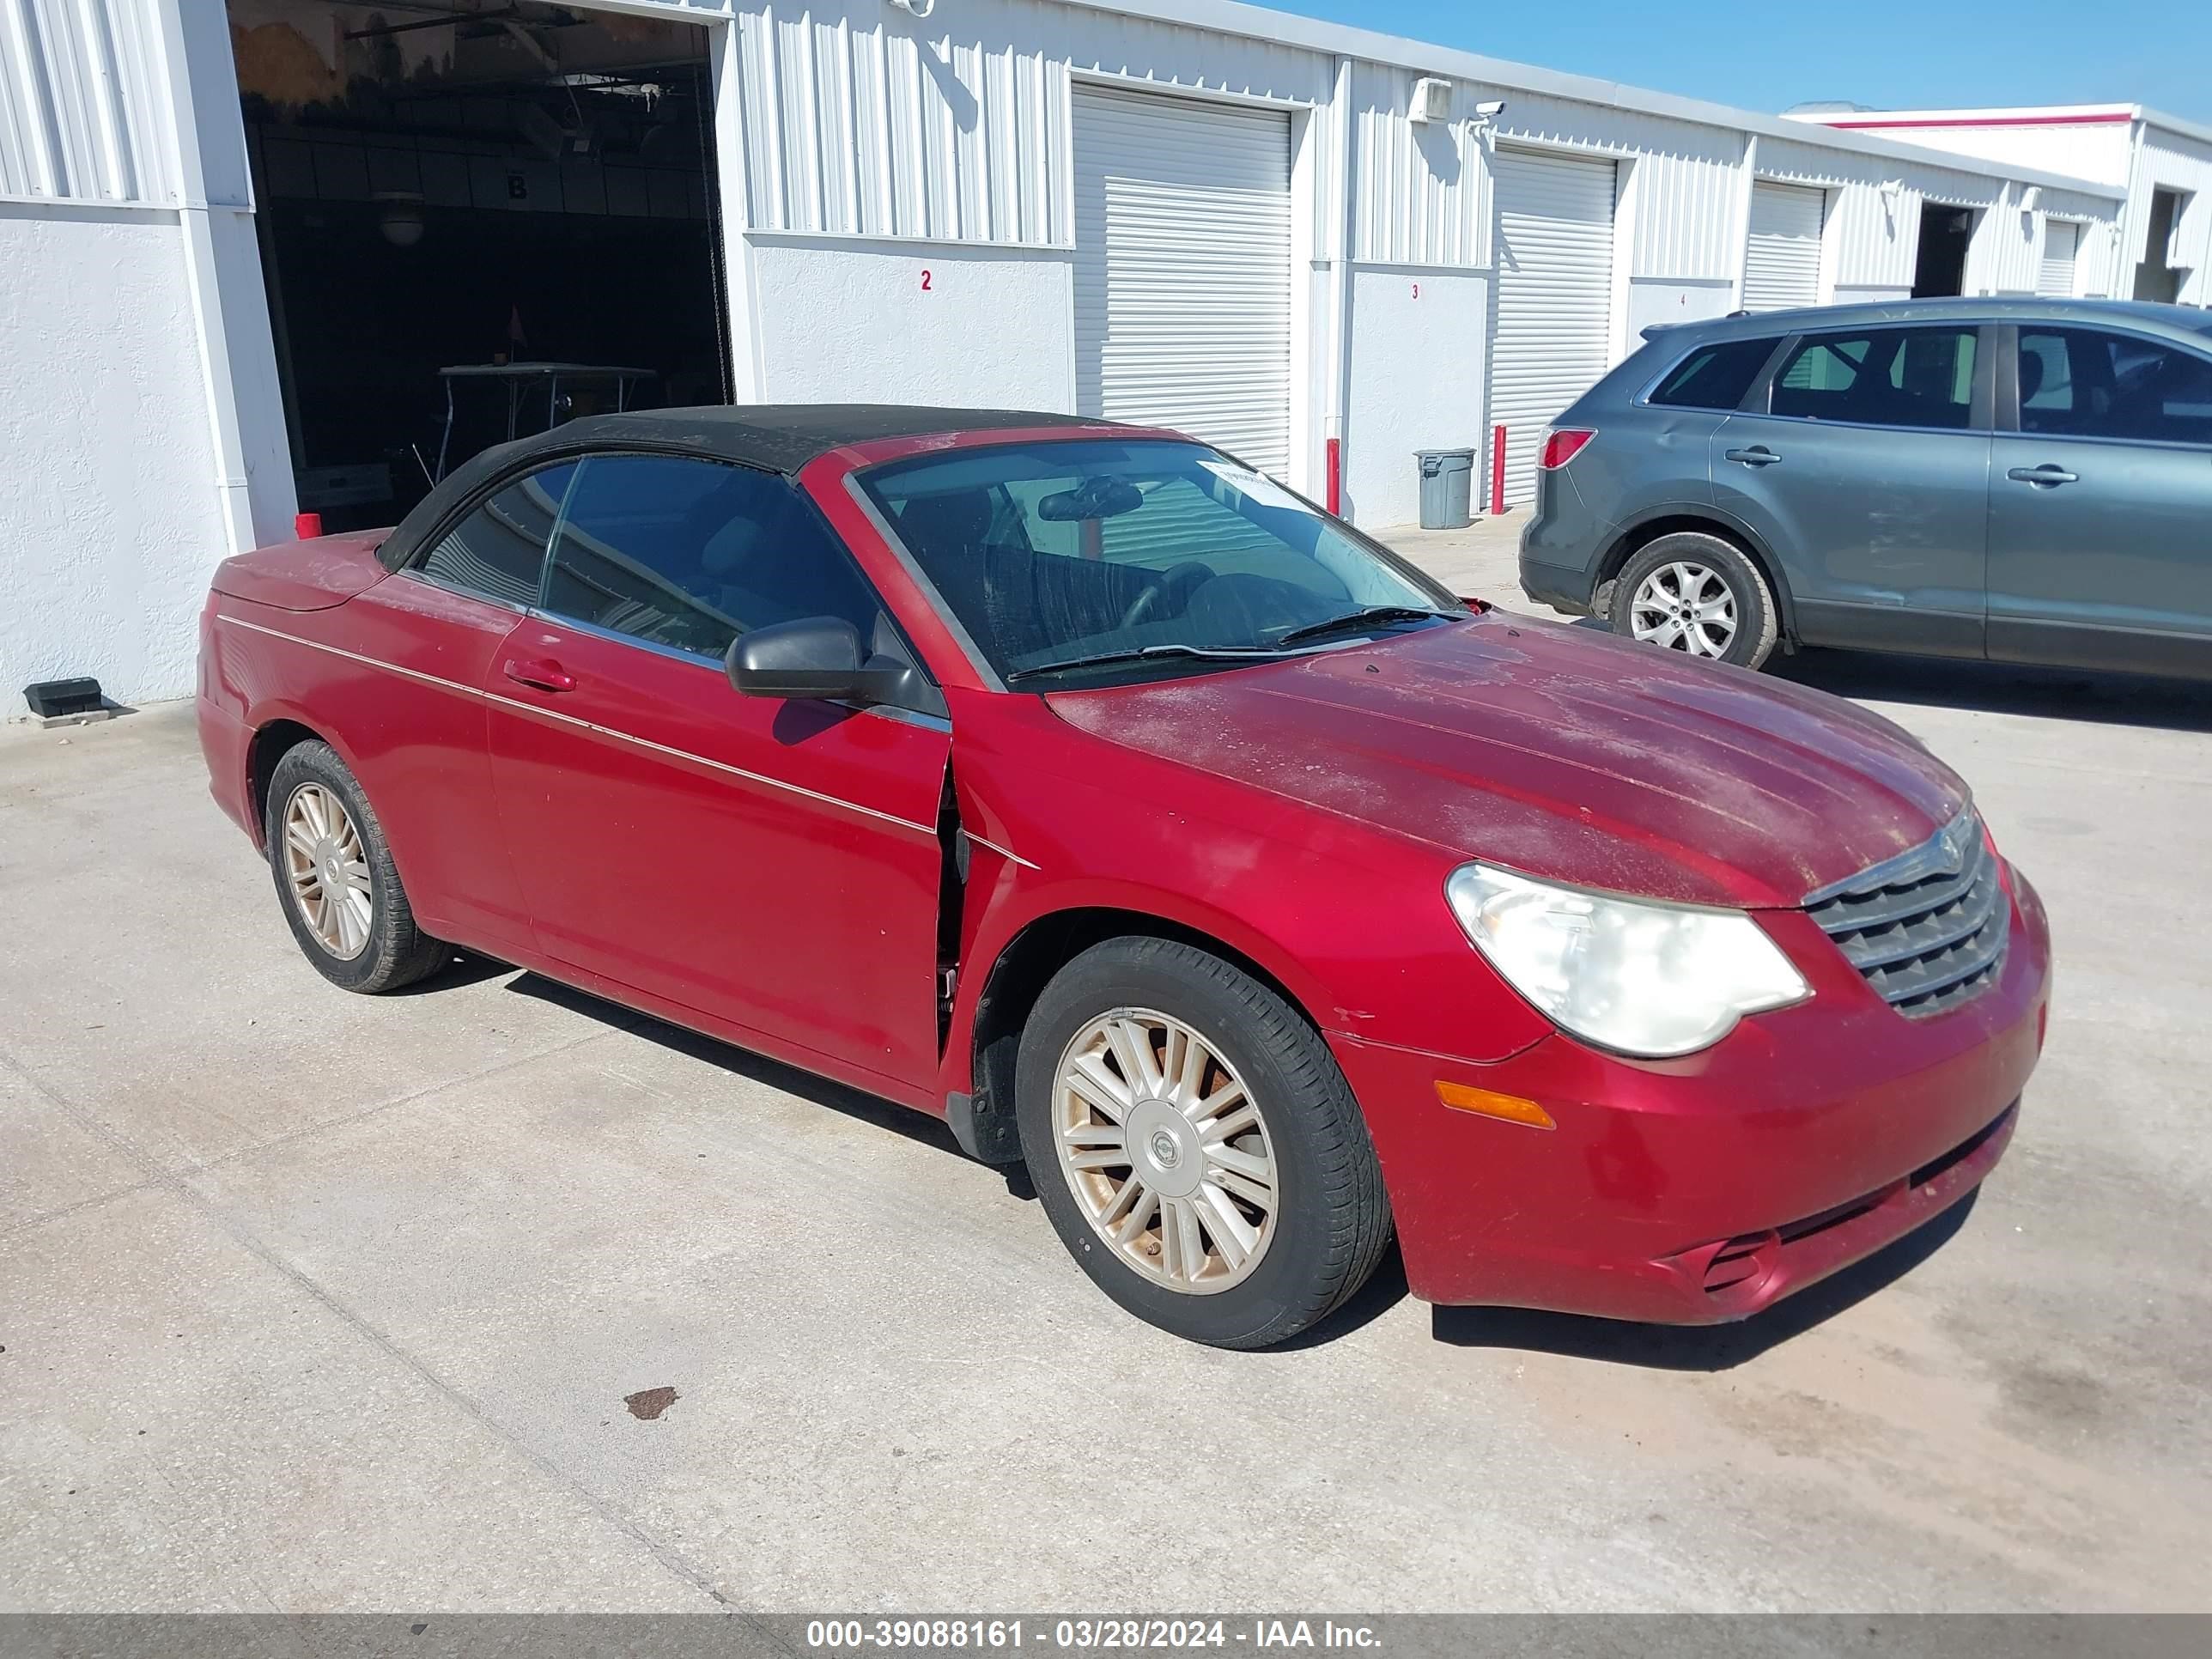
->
[[890, 0, 936, 15], [1472, 100, 1506, 118]]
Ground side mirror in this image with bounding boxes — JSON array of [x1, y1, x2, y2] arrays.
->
[[725, 616, 927, 709]]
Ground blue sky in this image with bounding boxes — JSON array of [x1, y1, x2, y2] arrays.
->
[[1266, 1, 2212, 126]]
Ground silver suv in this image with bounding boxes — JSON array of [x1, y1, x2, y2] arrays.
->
[[1518, 297, 2212, 678]]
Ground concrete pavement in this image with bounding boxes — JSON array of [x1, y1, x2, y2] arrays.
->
[[3, 534, 2209, 1612]]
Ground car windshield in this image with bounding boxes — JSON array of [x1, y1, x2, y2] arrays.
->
[[857, 440, 1461, 685]]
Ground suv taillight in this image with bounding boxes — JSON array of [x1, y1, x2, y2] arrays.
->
[[1539, 428, 1595, 469]]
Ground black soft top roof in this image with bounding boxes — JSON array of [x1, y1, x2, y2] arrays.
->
[[378, 404, 1121, 572]]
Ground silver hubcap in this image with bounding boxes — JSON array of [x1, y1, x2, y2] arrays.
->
[[282, 783, 374, 960], [1053, 1009, 1280, 1295], [1629, 562, 1737, 658]]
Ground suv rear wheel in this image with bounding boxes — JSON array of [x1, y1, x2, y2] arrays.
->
[[1610, 532, 1778, 671]]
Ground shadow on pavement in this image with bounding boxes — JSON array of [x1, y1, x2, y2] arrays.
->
[[1429, 1191, 1978, 1371], [1772, 649, 2212, 732], [476, 929, 1984, 1365], [499, 969, 1045, 1198]]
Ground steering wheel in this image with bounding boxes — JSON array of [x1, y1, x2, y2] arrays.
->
[[1116, 562, 1213, 631]]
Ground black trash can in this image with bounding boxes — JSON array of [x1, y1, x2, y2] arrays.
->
[[1416, 448, 1475, 529]]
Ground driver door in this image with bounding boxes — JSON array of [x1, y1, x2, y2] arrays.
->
[[483, 452, 951, 1099]]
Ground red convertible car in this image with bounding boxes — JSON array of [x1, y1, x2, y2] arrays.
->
[[198, 405, 2051, 1348]]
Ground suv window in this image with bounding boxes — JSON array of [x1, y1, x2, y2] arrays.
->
[[2019, 328, 2212, 445], [544, 454, 888, 660], [1648, 337, 1778, 410], [1769, 326, 1979, 430], [415, 463, 578, 606]]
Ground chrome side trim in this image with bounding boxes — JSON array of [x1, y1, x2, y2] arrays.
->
[[220, 613, 483, 697], [216, 614, 938, 841], [964, 831, 1038, 872], [525, 605, 726, 672]]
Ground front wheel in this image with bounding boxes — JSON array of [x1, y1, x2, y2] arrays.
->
[[1609, 532, 1779, 670], [1016, 938, 1393, 1349]]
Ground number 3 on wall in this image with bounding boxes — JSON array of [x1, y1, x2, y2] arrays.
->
[[1412, 282, 1420, 299], [921, 269, 933, 291]]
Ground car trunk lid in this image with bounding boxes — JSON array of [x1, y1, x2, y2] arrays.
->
[[210, 532, 394, 612]]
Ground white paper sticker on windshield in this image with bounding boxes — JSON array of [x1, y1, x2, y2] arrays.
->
[[1199, 459, 1305, 513]]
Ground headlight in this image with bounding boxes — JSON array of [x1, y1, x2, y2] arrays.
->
[[1445, 862, 1810, 1058]]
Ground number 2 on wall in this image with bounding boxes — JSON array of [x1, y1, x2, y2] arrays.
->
[[921, 269, 933, 291]]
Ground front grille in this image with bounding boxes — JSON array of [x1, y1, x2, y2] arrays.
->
[[1805, 809, 2008, 1018]]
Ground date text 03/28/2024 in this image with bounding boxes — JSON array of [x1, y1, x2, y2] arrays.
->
[[804, 1620, 1382, 1650]]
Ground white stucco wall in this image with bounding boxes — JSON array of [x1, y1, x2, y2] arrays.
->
[[1341, 264, 1488, 528], [0, 206, 228, 708], [746, 236, 1077, 409]]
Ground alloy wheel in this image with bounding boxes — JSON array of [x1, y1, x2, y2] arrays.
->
[[1052, 1009, 1280, 1294], [282, 783, 374, 960], [1629, 561, 1738, 658]]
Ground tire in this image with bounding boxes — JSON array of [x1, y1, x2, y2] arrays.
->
[[1608, 532, 1779, 671], [1016, 937, 1393, 1349], [263, 740, 447, 994]]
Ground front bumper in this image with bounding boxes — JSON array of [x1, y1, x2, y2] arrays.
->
[[1330, 872, 2052, 1324]]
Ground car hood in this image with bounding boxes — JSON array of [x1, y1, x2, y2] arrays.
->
[[1043, 614, 1967, 909]]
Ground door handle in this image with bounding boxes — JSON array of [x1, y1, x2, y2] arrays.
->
[[1724, 447, 1781, 467], [2006, 465, 2078, 488], [502, 656, 576, 693]]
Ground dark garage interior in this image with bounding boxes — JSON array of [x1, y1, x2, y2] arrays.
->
[[231, 0, 729, 531], [1911, 201, 1975, 298]]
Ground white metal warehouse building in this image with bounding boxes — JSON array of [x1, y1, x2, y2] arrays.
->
[[0, 0, 2149, 705], [1787, 102, 2212, 308]]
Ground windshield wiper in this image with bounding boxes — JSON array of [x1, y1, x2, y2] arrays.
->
[[1004, 642, 1285, 684], [1273, 605, 1449, 647]]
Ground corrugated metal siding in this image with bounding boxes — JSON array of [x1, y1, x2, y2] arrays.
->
[[2134, 127, 2212, 304], [1759, 137, 2018, 292], [1627, 146, 1741, 280], [726, 0, 1332, 245], [0, 0, 175, 203], [1969, 191, 2037, 295], [1348, 62, 1484, 267]]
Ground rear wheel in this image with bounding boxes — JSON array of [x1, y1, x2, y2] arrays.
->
[[1017, 938, 1392, 1349], [1609, 532, 1778, 670], [264, 741, 447, 994]]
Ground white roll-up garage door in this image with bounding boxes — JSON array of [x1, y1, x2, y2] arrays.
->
[[1742, 181, 1826, 313], [1073, 87, 1292, 477], [1491, 149, 1617, 507], [2038, 221, 2080, 297]]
